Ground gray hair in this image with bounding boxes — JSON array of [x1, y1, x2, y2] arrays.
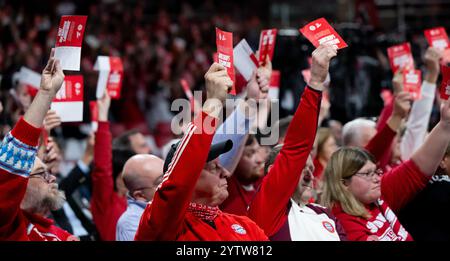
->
[[342, 118, 376, 146]]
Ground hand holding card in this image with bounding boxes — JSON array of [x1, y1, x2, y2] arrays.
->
[[216, 28, 235, 94], [300, 18, 347, 49]]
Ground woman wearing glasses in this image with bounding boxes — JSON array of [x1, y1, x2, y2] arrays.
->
[[321, 97, 450, 241]]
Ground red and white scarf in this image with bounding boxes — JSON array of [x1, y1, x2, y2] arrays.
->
[[376, 198, 411, 241], [187, 202, 220, 221]]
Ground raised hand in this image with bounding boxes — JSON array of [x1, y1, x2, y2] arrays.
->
[[40, 48, 65, 97], [424, 47, 443, 83], [97, 93, 111, 122], [204, 63, 232, 103], [309, 44, 338, 91]]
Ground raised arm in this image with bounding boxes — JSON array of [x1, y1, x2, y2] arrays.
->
[[135, 63, 229, 240], [401, 47, 442, 161], [0, 49, 64, 238], [248, 45, 336, 236], [214, 59, 272, 173]]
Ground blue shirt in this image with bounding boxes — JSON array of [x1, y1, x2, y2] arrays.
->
[[116, 197, 148, 241]]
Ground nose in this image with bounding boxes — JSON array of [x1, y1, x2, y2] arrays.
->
[[219, 165, 231, 179], [48, 173, 57, 183]]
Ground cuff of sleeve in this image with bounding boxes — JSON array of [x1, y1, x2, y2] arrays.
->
[[11, 117, 42, 147], [306, 85, 324, 94], [97, 121, 110, 132]]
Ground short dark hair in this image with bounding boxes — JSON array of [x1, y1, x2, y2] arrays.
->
[[111, 129, 140, 191]]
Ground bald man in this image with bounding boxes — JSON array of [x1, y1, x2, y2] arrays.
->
[[116, 154, 164, 241]]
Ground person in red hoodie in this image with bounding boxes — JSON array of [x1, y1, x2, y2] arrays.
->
[[0, 49, 78, 241], [135, 63, 268, 241]]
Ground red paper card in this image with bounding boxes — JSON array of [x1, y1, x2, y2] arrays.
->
[[425, 27, 450, 50], [51, 75, 84, 122], [299, 18, 347, 49], [387, 42, 414, 73], [403, 69, 422, 100], [268, 70, 280, 100], [107, 57, 123, 99], [216, 28, 235, 94], [258, 29, 277, 64], [55, 15, 87, 71], [89, 101, 98, 122], [440, 65, 450, 100], [56, 16, 87, 47], [54, 75, 84, 102]]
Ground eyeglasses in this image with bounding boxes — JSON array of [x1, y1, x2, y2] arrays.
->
[[29, 170, 53, 183], [353, 168, 384, 180]]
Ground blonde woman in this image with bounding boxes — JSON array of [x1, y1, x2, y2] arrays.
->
[[321, 97, 450, 241]]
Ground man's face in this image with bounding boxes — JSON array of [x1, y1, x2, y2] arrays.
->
[[195, 159, 231, 205], [235, 139, 264, 183], [23, 157, 65, 213], [360, 126, 377, 147], [129, 133, 151, 154]]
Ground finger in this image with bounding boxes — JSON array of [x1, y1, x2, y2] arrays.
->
[[209, 69, 229, 78], [207, 63, 226, 74]]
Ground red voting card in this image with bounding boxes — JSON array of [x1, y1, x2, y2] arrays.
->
[[51, 75, 84, 122], [55, 15, 87, 71], [425, 27, 450, 50], [216, 28, 235, 95], [387, 43, 414, 73], [269, 70, 280, 100], [403, 69, 422, 100], [440, 65, 450, 100], [89, 101, 98, 122], [299, 18, 347, 49], [258, 29, 277, 64], [107, 57, 123, 99], [53, 75, 84, 102]]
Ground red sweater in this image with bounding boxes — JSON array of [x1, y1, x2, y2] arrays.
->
[[332, 160, 429, 241], [248, 86, 321, 237], [0, 118, 73, 241], [91, 121, 127, 241], [135, 112, 268, 241]]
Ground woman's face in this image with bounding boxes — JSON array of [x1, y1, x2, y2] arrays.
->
[[344, 161, 381, 205], [320, 135, 338, 162]]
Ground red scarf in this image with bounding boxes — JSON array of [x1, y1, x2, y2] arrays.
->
[[376, 198, 411, 241], [187, 202, 220, 221]]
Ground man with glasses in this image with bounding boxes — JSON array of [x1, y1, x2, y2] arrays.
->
[[0, 49, 78, 241]]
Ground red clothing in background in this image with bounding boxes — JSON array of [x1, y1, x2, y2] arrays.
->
[[91, 121, 127, 241]]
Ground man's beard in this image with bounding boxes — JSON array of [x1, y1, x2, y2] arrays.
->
[[41, 189, 66, 211]]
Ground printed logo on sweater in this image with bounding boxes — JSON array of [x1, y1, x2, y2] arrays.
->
[[231, 224, 247, 235], [322, 221, 335, 233]]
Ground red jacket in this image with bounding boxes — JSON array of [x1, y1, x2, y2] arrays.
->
[[135, 112, 268, 241], [0, 118, 73, 241], [91, 121, 127, 241], [248, 86, 321, 237]]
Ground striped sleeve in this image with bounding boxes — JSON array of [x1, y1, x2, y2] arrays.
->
[[135, 111, 217, 240]]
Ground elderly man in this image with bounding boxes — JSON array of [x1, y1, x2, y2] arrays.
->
[[0, 49, 78, 241]]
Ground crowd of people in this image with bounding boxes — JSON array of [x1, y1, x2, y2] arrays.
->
[[1, 1, 450, 242]]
